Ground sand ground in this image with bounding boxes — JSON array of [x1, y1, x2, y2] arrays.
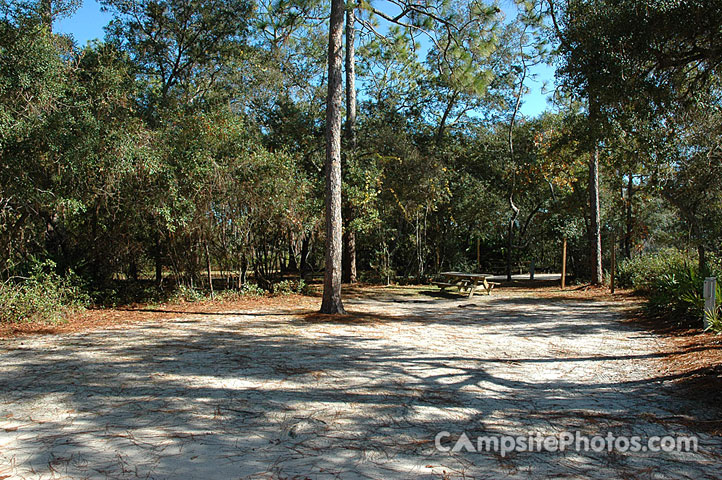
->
[[1, 287, 720, 479]]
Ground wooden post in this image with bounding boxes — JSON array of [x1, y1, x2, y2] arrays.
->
[[205, 241, 214, 299], [704, 277, 717, 330], [610, 232, 616, 294], [561, 237, 567, 289], [530, 260, 535, 280]]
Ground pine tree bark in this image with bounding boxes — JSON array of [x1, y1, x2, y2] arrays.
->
[[342, 228, 356, 283], [589, 142, 603, 285], [320, 0, 346, 314], [586, 94, 603, 285], [625, 174, 633, 258], [342, 2, 357, 284], [345, 4, 357, 148]]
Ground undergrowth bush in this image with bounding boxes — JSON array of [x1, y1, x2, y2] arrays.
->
[[618, 249, 722, 332], [165, 281, 275, 303], [704, 282, 722, 333], [0, 261, 89, 323], [272, 279, 308, 295], [169, 284, 207, 303], [216, 282, 266, 300], [617, 248, 695, 291], [241, 282, 268, 296]]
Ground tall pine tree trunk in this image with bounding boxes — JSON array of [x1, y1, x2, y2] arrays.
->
[[345, 3, 357, 147], [342, 230, 356, 283], [342, 2, 357, 284], [505, 54, 525, 281], [589, 145, 603, 284], [320, 0, 346, 314], [588, 96, 603, 285], [625, 174, 633, 258]]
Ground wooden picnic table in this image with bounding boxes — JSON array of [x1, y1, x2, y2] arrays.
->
[[432, 271, 500, 298]]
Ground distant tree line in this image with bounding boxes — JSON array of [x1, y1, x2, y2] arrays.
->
[[0, 0, 720, 305]]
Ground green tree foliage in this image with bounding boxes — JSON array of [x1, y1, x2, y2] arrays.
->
[[102, 0, 253, 114], [0, 14, 145, 280], [1, 1, 313, 306], [1, 0, 721, 328], [551, 0, 722, 268], [554, 0, 722, 108]]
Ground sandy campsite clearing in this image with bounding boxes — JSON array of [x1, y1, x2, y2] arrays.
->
[[1, 285, 720, 479]]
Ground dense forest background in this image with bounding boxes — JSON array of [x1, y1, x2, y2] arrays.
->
[[1, 0, 720, 324]]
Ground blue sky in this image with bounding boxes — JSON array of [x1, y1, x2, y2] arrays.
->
[[55, 0, 555, 117], [54, 0, 111, 45]]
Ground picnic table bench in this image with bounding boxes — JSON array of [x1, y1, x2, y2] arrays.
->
[[432, 271, 500, 298]]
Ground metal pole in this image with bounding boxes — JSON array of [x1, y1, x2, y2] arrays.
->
[[703, 277, 717, 330]]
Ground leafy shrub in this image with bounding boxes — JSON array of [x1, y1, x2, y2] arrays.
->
[[239, 282, 266, 296], [646, 264, 704, 320], [272, 279, 308, 295], [0, 261, 89, 323], [152, 281, 272, 304], [617, 248, 696, 291], [168, 284, 206, 303], [704, 281, 722, 333], [211, 283, 267, 300], [620, 249, 722, 331]]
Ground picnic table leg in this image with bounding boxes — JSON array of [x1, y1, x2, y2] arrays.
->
[[483, 278, 492, 295], [468, 279, 479, 298]]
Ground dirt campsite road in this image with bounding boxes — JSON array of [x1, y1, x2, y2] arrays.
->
[[1, 286, 720, 479]]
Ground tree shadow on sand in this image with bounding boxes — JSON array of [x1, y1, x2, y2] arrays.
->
[[0, 293, 720, 478]]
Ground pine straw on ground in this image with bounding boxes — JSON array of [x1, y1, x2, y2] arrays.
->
[[0, 294, 319, 339], [634, 313, 722, 434]]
